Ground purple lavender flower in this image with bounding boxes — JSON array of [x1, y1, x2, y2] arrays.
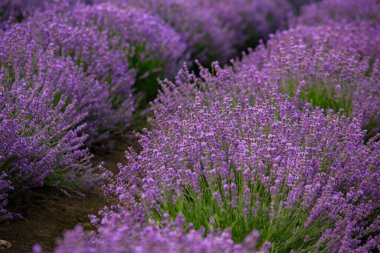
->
[[0, 0, 45, 27], [0, 0, 94, 29], [3, 4, 136, 144], [0, 39, 95, 221], [42, 214, 270, 253], [72, 3, 186, 76], [111, 63, 379, 251], [196, 0, 293, 50], [272, 22, 380, 59], [240, 24, 380, 137], [69, 2, 186, 104], [113, 0, 237, 63], [297, 0, 380, 25]]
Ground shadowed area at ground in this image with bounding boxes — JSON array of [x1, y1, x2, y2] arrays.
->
[[0, 135, 140, 253]]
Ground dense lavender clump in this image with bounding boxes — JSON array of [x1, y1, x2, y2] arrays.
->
[[69, 2, 186, 104], [4, 5, 136, 144], [0, 44, 95, 220], [1, 30, 115, 145], [111, 90, 380, 251], [196, 0, 293, 50], [2, 0, 378, 252], [267, 22, 380, 59], [0, 0, 93, 29], [39, 214, 270, 253], [297, 0, 380, 25], [109, 0, 236, 64], [0, 0, 44, 27], [239, 25, 380, 137], [7, 2, 188, 138], [72, 3, 186, 75]]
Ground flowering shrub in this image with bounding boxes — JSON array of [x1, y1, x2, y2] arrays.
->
[[196, 0, 293, 50], [7, 2, 188, 139], [110, 91, 380, 252], [0, 38, 95, 220], [267, 22, 380, 59], [112, 0, 236, 64], [297, 0, 380, 25], [0, 0, 44, 27], [69, 2, 186, 106], [37, 214, 271, 253], [4, 11, 134, 144], [1, 29, 115, 145], [239, 25, 380, 138], [0, 0, 94, 29], [1, 0, 379, 252]]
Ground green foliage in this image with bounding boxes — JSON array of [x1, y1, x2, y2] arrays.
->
[[281, 79, 353, 116], [152, 166, 331, 252], [128, 45, 165, 107]]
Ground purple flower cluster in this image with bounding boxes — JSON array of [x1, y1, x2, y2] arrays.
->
[[72, 3, 186, 76], [113, 0, 237, 63], [297, 0, 380, 25], [3, 1, 185, 143], [0, 0, 44, 28], [1, 29, 115, 145], [239, 20, 380, 137], [106, 0, 293, 63], [268, 22, 380, 59], [0, 44, 94, 220], [197, 0, 293, 50], [5, 6, 135, 143], [1, 0, 378, 252], [50, 0, 378, 251], [68, 2, 186, 103], [42, 214, 270, 253], [116, 90, 379, 251], [0, 0, 93, 29], [244, 33, 379, 134]]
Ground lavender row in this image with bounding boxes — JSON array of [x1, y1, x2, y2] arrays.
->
[[46, 0, 380, 252], [0, 0, 302, 222], [0, 1, 183, 221], [0, 45, 95, 221], [50, 88, 380, 252]]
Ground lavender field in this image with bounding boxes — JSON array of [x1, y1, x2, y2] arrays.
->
[[0, 0, 379, 252]]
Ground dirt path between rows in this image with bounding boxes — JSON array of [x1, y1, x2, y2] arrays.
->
[[0, 135, 139, 253]]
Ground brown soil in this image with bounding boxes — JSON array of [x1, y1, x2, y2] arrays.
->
[[0, 135, 140, 253], [0, 188, 106, 253]]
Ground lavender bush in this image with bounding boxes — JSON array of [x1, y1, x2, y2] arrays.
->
[[4, 11, 133, 144], [1, 28, 116, 145], [1, 0, 378, 252], [9, 2, 188, 138], [69, 2, 186, 106], [0, 44, 95, 220], [296, 0, 380, 25], [263, 22, 380, 59], [195, 0, 293, 51], [109, 0, 237, 64], [240, 25, 380, 138], [0, 0, 45, 28], [37, 214, 271, 253], [111, 90, 379, 251], [0, 0, 93, 29]]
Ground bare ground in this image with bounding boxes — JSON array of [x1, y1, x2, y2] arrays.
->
[[0, 135, 140, 253]]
